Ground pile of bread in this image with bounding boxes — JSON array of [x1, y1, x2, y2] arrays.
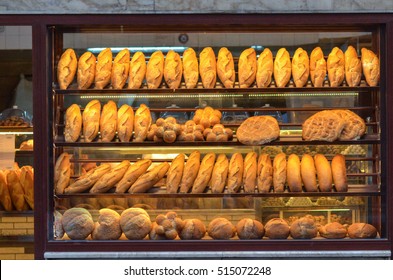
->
[[57, 45, 379, 90], [0, 164, 34, 211], [55, 207, 378, 240], [54, 150, 348, 195]]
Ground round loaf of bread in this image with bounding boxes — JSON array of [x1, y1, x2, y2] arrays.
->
[[61, 207, 94, 240], [265, 218, 290, 239], [289, 216, 318, 239], [347, 223, 378, 239], [236, 218, 264, 239], [92, 208, 122, 240], [120, 207, 152, 240], [179, 219, 206, 240], [207, 217, 236, 240], [236, 116, 280, 145], [319, 222, 347, 239]]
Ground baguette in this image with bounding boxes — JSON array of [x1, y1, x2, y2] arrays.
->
[[115, 159, 152, 193], [64, 164, 111, 194], [192, 153, 216, 193], [217, 47, 235, 88], [300, 154, 318, 192], [129, 162, 170, 193], [166, 154, 185, 193], [77, 51, 96, 89], [7, 170, 29, 211], [210, 154, 229, 193], [100, 100, 117, 142], [179, 151, 201, 193], [238, 48, 257, 88], [64, 104, 82, 142], [310, 46, 327, 87], [273, 48, 291, 87], [164, 50, 183, 89], [182, 48, 199, 89], [54, 152, 71, 195], [94, 48, 113, 89], [273, 152, 286, 192], [361, 48, 380, 86], [128, 51, 146, 89], [117, 104, 134, 142], [133, 104, 152, 142], [243, 152, 257, 193], [292, 47, 309, 87], [344, 46, 362, 87], [331, 154, 348, 192], [327, 47, 345, 87], [82, 99, 101, 142], [0, 170, 13, 211], [20, 166, 34, 209], [257, 153, 273, 193], [256, 48, 273, 88], [227, 153, 244, 193], [286, 154, 302, 192], [314, 154, 333, 192], [199, 47, 217, 89], [57, 48, 77, 89], [146, 50, 164, 89], [90, 160, 130, 193], [111, 48, 130, 89]]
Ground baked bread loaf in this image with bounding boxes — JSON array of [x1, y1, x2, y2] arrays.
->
[[257, 153, 273, 193], [54, 210, 64, 240], [314, 154, 333, 192], [128, 51, 146, 89], [207, 217, 236, 240], [227, 153, 244, 193], [236, 218, 264, 239], [210, 153, 229, 193], [238, 48, 257, 88], [178, 120, 204, 141], [289, 216, 318, 239], [199, 47, 217, 88], [94, 48, 112, 89], [82, 99, 101, 142], [302, 110, 345, 142], [193, 106, 222, 129], [256, 48, 273, 88], [332, 109, 366, 140], [90, 160, 130, 193], [166, 153, 185, 193], [309, 46, 327, 87], [20, 166, 34, 209], [203, 124, 233, 142], [91, 208, 122, 240], [54, 152, 71, 195], [273, 152, 286, 192], [120, 207, 152, 240], [129, 162, 170, 193], [64, 104, 82, 142], [273, 48, 291, 87], [286, 154, 302, 192], [149, 211, 184, 240], [192, 152, 216, 193], [146, 50, 164, 89], [344, 46, 362, 87], [65, 163, 111, 193], [292, 47, 310, 87], [331, 154, 348, 192], [115, 159, 152, 193], [217, 47, 235, 88], [57, 48, 77, 89], [100, 100, 117, 142], [236, 116, 280, 145], [182, 48, 199, 89], [111, 48, 130, 89], [7, 170, 29, 211], [361, 48, 380, 86], [19, 139, 33, 150], [300, 154, 318, 192], [0, 170, 13, 211], [133, 104, 152, 142], [117, 104, 134, 142], [77, 51, 96, 89], [319, 222, 347, 239], [327, 47, 345, 87], [179, 218, 206, 240], [347, 223, 378, 239], [265, 218, 290, 239], [61, 207, 95, 240], [179, 151, 201, 193], [243, 152, 257, 193], [164, 50, 183, 89]]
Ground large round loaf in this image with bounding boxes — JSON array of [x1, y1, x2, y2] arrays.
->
[[236, 218, 264, 239], [92, 208, 122, 240], [179, 218, 206, 240], [61, 207, 94, 240], [319, 222, 347, 239], [265, 218, 290, 239], [237, 116, 280, 145], [347, 223, 378, 239], [289, 216, 318, 239], [207, 217, 236, 240], [120, 207, 152, 240], [302, 110, 345, 142]]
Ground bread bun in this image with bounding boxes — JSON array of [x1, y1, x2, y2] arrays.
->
[[111, 48, 130, 89], [237, 116, 280, 145], [238, 48, 257, 88], [61, 207, 94, 240], [117, 104, 134, 142], [265, 218, 290, 239], [256, 48, 273, 88], [94, 48, 112, 89], [289, 216, 318, 239], [164, 50, 183, 89], [347, 223, 378, 239], [236, 218, 264, 239], [314, 154, 333, 192], [227, 153, 244, 193], [327, 47, 345, 87], [199, 47, 217, 89], [64, 104, 82, 142], [210, 154, 229, 193], [128, 51, 146, 89], [319, 222, 347, 239], [286, 154, 302, 192], [82, 99, 101, 142], [361, 48, 380, 86], [300, 154, 318, 192], [257, 154, 273, 193], [273, 48, 291, 87], [92, 208, 122, 240], [149, 211, 184, 240], [217, 47, 235, 88], [77, 51, 96, 89], [273, 153, 286, 193], [166, 153, 185, 193], [243, 152, 257, 193], [182, 48, 199, 89], [292, 47, 310, 87], [57, 48, 77, 89], [331, 154, 348, 192], [120, 207, 152, 240], [207, 217, 236, 240], [146, 50, 164, 89], [179, 151, 201, 193], [344, 46, 362, 87], [179, 219, 206, 240], [115, 159, 152, 193], [309, 46, 326, 87]]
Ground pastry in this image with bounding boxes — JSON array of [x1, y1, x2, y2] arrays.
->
[[7, 170, 29, 211], [236, 116, 280, 145], [302, 110, 345, 142], [54, 152, 71, 195], [256, 48, 273, 88], [82, 99, 101, 142], [129, 162, 170, 193], [238, 47, 257, 88], [111, 48, 130, 89], [217, 47, 235, 88], [199, 47, 217, 88], [115, 160, 152, 193], [0, 170, 13, 211], [20, 166, 34, 210], [243, 152, 257, 193], [100, 100, 117, 142], [191, 152, 216, 193], [286, 154, 302, 192], [227, 153, 244, 193], [300, 154, 318, 192], [77, 51, 96, 89], [179, 218, 206, 240], [192, 106, 222, 129], [236, 218, 264, 239], [257, 153, 273, 193], [164, 50, 183, 89], [179, 151, 201, 193], [117, 104, 134, 142], [64, 104, 82, 142], [91, 208, 122, 240], [57, 48, 77, 89], [264, 218, 290, 239], [273, 48, 291, 87], [273, 152, 286, 192], [182, 48, 199, 89], [64, 163, 111, 193], [292, 47, 309, 87], [90, 160, 130, 193], [133, 104, 152, 142], [120, 207, 152, 240], [210, 153, 229, 193], [347, 223, 378, 239], [207, 217, 236, 240], [319, 222, 347, 239], [61, 207, 95, 240], [94, 48, 113, 89], [314, 154, 333, 192], [166, 153, 185, 193], [327, 47, 345, 87], [146, 50, 164, 89], [331, 154, 348, 192], [344, 45, 362, 87], [128, 51, 146, 89], [309, 46, 327, 87], [361, 48, 380, 86]]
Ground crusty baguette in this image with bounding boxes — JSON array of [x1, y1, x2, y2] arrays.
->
[[273, 48, 291, 87], [133, 104, 152, 142], [64, 104, 82, 142], [128, 51, 146, 89], [286, 154, 302, 192], [361, 47, 380, 86], [90, 160, 130, 193], [256, 48, 273, 88], [166, 154, 185, 193], [314, 154, 333, 192], [257, 153, 273, 193], [146, 50, 165, 89], [164, 50, 183, 89], [199, 47, 217, 89], [192, 153, 216, 193], [217, 47, 235, 88], [77, 51, 96, 89], [129, 162, 170, 193], [115, 159, 152, 193], [95, 48, 113, 89], [82, 99, 101, 142], [20, 166, 34, 209], [111, 48, 130, 89], [182, 48, 199, 89], [7, 170, 29, 211], [300, 154, 318, 192], [0, 170, 13, 211], [117, 104, 134, 142], [210, 154, 229, 193], [100, 100, 118, 142], [227, 153, 244, 193], [64, 164, 111, 194], [238, 48, 257, 88], [57, 48, 77, 89], [310, 46, 327, 87], [331, 154, 348, 192], [243, 152, 257, 193], [327, 47, 345, 87], [54, 152, 71, 195], [292, 47, 309, 88], [273, 152, 286, 192], [179, 151, 201, 193], [344, 46, 362, 87]]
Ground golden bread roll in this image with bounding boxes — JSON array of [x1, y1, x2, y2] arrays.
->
[[91, 208, 122, 240], [179, 151, 201, 193], [111, 48, 130, 89], [199, 47, 217, 88], [120, 207, 151, 240], [179, 218, 206, 240], [82, 99, 101, 142], [61, 207, 94, 240], [192, 106, 222, 129], [54, 152, 71, 195], [20, 166, 34, 209], [133, 104, 152, 142], [292, 47, 310, 87], [77, 51, 96, 89], [166, 153, 185, 193], [332, 109, 366, 140], [236, 116, 280, 145], [207, 217, 236, 240], [129, 162, 170, 193], [257, 153, 273, 193], [238, 48, 257, 88], [300, 154, 318, 192], [210, 153, 229, 193], [64, 104, 82, 142], [0, 170, 13, 211], [236, 218, 264, 239], [273, 153, 286, 192], [289, 216, 318, 239], [309, 46, 327, 87], [90, 160, 130, 193], [94, 48, 112, 89], [331, 154, 348, 192], [117, 104, 134, 142], [319, 222, 347, 239], [100, 100, 117, 142], [265, 218, 290, 239], [327, 47, 345, 87], [243, 152, 257, 193], [115, 159, 152, 193], [347, 223, 378, 239], [227, 153, 244, 193], [286, 154, 302, 192], [256, 48, 273, 88], [128, 51, 146, 89], [164, 50, 183, 89], [273, 48, 291, 87], [191, 152, 216, 193], [302, 110, 345, 142], [182, 48, 199, 89], [217, 47, 235, 88], [344, 45, 362, 87], [146, 50, 164, 89], [314, 154, 333, 192], [57, 48, 77, 89], [7, 170, 29, 211], [361, 48, 380, 86]]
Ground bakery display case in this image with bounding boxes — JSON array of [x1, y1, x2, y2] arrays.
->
[[27, 14, 393, 259]]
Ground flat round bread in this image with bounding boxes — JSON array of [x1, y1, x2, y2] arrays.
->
[[302, 110, 345, 142], [236, 116, 280, 145], [332, 109, 366, 140]]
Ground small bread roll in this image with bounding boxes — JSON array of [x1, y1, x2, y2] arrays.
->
[[273, 48, 291, 87], [290, 216, 318, 239], [82, 99, 101, 142], [314, 154, 333, 192], [179, 151, 201, 193], [115, 159, 152, 193], [191, 152, 216, 193], [94, 48, 112, 89], [310, 46, 327, 87], [210, 153, 229, 193], [92, 208, 122, 240], [0, 170, 13, 211], [149, 211, 184, 240], [217, 47, 235, 88], [111, 48, 130, 89], [117, 104, 134, 142], [300, 154, 318, 192], [61, 208, 94, 240], [347, 223, 378, 239], [64, 104, 82, 142], [227, 153, 244, 193], [292, 47, 309, 87], [236, 218, 264, 239], [199, 47, 217, 88], [146, 50, 164, 89], [319, 222, 347, 239], [207, 217, 236, 240], [54, 152, 71, 195], [128, 51, 146, 89], [164, 50, 183, 89], [361, 48, 380, 86], [265, 218, 290, 239], [331, 154, 348, 192], [257, 154, 273, 193], [120, 207, 151, 240], [344, 45, 362, 87], [327, 47, 345, 87], [256, 48, 273, 88], [57, 48, 77, 89], [90, 160, 130, 193], [100, 100, 117, 142], [182, 48, 199, 89], [77, 51, 96, 89], [133, 104, 152, 142], [243, 152, 257, 193], [286, 154, 302, 192], [166, 153, 185, 194], [238, 48, 257, 88], [129, 162, 170, 193], [179, 219, 206, 240], [273, 152, 286, 192]]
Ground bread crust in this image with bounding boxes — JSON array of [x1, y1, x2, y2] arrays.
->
[[361, 48, 380, 86], [115, 159, 152, 193], [182, 48, 199, 89], [344, 46, 362, 87], [117, 104, 134, 142], [77, 51, 96, 89], [300, 154, 318, 192], [309, 46, 327, 87], [331, 154, 348, 192], [164, 50, 183, 89], [292, 47, 310, 87], [64, 104, 82, 142], [286, 154, 303, 192], [227, 153, 244, 193], [273, 48, 291, 87], [256, 48, 273, 88], [314, 154, 333, 192], [94, 48, 113, 89], [257, 153, 273, 193], [199, 47, 217, 88], [111, 48, 130, 89], [179, 151, 201, 193], [238, 48, 257, 88], [128, 51, 146, 89], [273, 152, 286, 192], [82, 99, 101, 142], [146, 50, 164, 89], [243, 152, 257, 193], [327, 47, 345, 87], [191, 152, 216, 193], [210, 154, 229, 193], [100, 100, 117, 142], [57, 48, 77, 89], [166, 153, 185, 193]]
